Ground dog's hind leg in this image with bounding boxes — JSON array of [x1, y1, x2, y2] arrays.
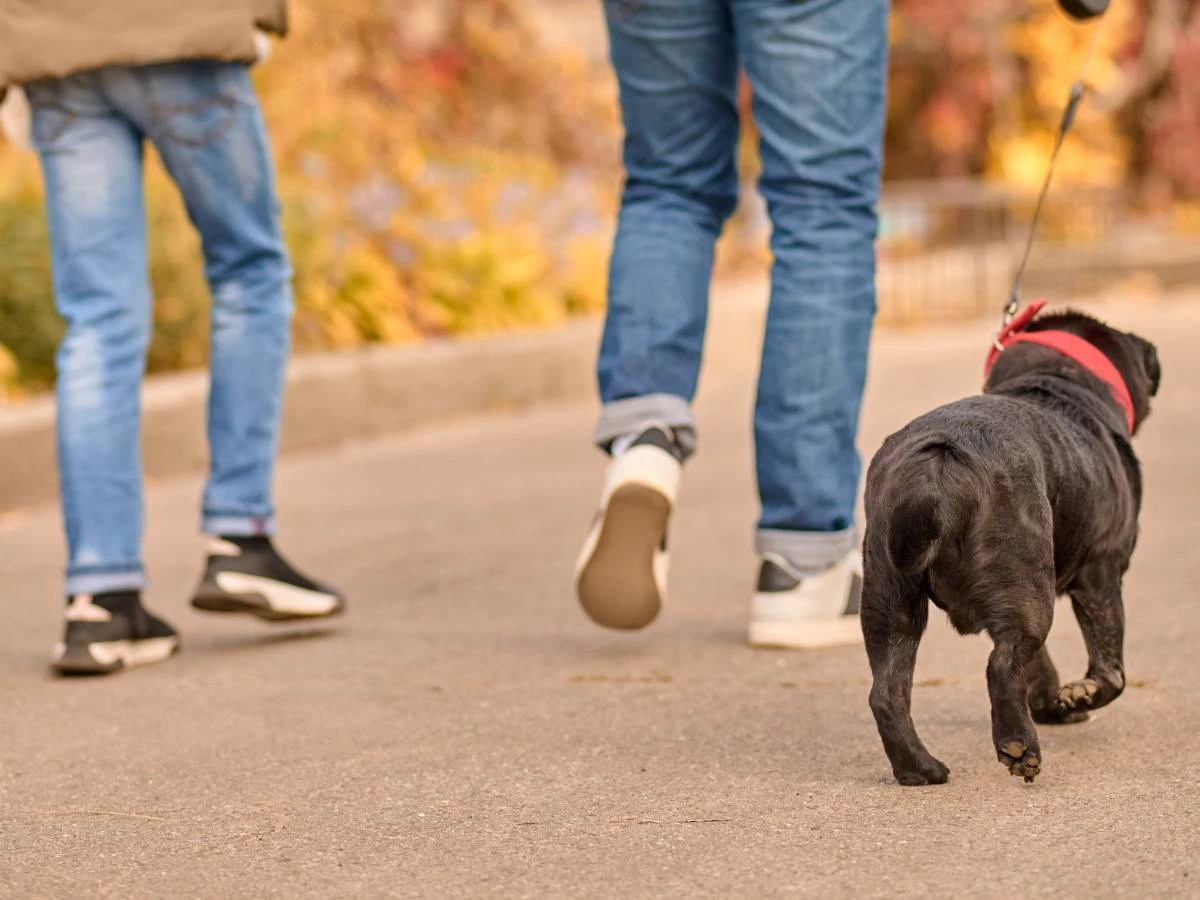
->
[[863, 570, 948, 786], [1057, 560, 1126, 716], [987, 591, 1053, 783], [1027, 646, 1088, 725]]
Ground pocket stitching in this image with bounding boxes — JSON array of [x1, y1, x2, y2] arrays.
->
[[27, 82, 77, 147], [606, 0, 646, 21], [155, 94, 239, 147], [144, 65, 240, 148]]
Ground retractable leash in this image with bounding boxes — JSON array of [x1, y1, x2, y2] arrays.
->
[[985, 0, 1136, 432], [999, 0, 1108, 332]]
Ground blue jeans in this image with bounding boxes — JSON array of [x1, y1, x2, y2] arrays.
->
[[595, 0, 888, 572], [27, 61, 293, 595]]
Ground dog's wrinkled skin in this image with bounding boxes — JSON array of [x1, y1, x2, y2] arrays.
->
[[862, 312, 1161, 786]]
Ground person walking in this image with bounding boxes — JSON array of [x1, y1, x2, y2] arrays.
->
[[0, 0, 344, 675], [575, 0, 888, 648]]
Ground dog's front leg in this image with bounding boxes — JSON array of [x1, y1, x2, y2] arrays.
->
[[1058, 562, 1127, 715]]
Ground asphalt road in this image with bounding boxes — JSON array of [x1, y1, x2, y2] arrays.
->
[[1, 291, 1197, 898]]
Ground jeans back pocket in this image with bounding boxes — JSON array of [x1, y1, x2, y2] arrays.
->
[[25, 80, 77, 149], [142, 60, 243, 148]]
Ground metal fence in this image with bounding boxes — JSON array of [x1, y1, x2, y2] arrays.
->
[[876, 178, 1200, 324], [730, 178, 1200, 324]]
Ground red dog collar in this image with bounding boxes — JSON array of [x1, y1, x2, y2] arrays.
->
[[985, 299, 1136, 432]]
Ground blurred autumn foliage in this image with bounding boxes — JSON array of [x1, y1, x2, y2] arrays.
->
[[0, 0, 619, 397], [257, 0, 618, 349], [888, 0, 1200, 199], [2, 0, 1199, 397]]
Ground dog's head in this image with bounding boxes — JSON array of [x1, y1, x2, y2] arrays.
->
[[991, 310, 1161, 434]]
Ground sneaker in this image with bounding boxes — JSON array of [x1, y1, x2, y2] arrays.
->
[[51, 591, 180, 675], [575, 426, 682, 630], [748, 551, 863, 649], [191, 536, 344, 622]]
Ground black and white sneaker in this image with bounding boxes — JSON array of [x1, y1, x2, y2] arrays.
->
[[575, 426, 682, 630], [748, 551, 863, 649], [191, 536, 344, 622], [51, 592, 180, 676]]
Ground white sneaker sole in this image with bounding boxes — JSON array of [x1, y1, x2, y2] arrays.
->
[[218, 573, 340, 616], [575, 444, 680, 631], [748, 615, 863, 650], [576, 485, 670, 630], [52, 636, 180, 674], [193, 573, 342, 621]]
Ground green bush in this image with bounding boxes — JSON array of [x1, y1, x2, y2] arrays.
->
[[0, 0, 617, 397], [0, 156, 60, 395]]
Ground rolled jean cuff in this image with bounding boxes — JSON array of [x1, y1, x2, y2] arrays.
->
[[755, 527, 858, 577], [595, 394, 697, 459], [66, 567, 146, 597], [202, 513, 277, 537]]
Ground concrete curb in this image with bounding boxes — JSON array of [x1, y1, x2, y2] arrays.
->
[[3, 275, 1182, 516], [0, 317, 605, 516], [0, 276, 779, 516]]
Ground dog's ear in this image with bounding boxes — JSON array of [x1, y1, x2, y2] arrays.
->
[[1141, 340, 1162, 397]]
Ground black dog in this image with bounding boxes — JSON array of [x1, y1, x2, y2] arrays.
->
[[862, 307, 1161, 785]]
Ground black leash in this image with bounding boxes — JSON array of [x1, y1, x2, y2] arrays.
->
[[1002, 14, 1107, 328]]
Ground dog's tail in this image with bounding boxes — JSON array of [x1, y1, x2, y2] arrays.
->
[[885, 443, 967, 575]]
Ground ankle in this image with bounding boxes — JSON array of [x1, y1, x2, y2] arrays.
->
[[212, 535, 273, 554], [612, 424, 684, 462], [66, 590, 140, 616]]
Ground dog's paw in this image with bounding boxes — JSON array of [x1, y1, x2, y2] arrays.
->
[[894, 757, 950, 786], [1056, 678, 1101, 713], [998, 739, 1041, 783], [1032, 702, 1090, 726]]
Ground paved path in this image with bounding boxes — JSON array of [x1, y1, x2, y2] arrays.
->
[[1, 291, 1197, 898]]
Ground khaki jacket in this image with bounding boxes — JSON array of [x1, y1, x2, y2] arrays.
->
[[0, 0, 287, 93]]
